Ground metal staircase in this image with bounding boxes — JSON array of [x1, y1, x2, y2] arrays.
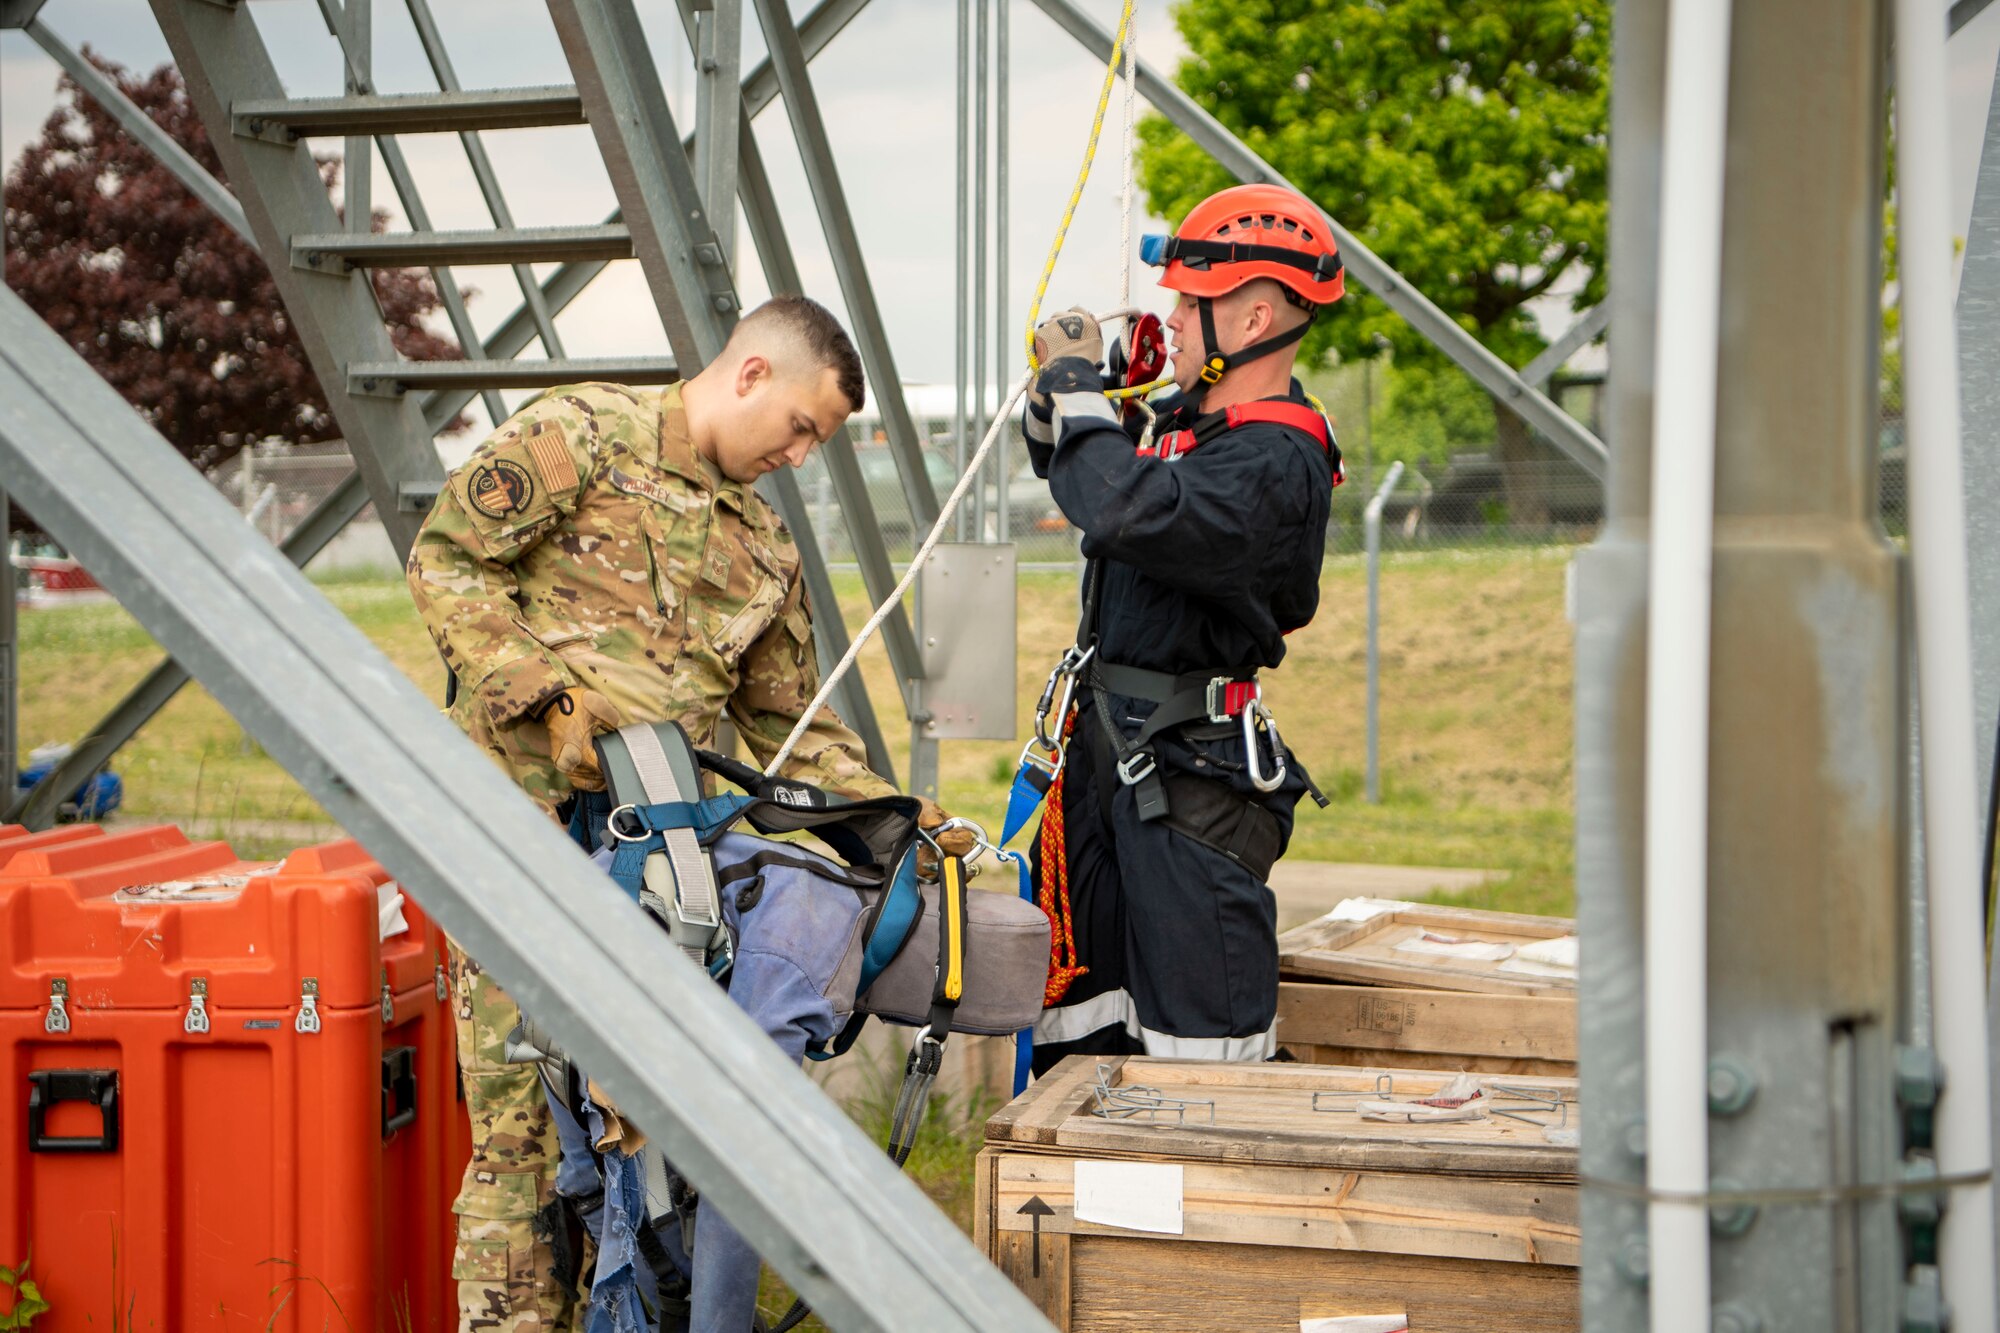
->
[[8, 0, 932, 822]]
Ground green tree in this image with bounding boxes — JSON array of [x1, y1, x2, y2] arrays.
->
[[1138, 0, 1609, 523]]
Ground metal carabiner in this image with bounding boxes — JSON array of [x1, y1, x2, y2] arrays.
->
[[1033, 643, 1096, 749], [1244, 700, 1288, 794], [1016, 733, 1065, 785], [929, 815, 998, 868]]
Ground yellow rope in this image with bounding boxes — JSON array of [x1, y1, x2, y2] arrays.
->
[[1024, 1, 1143, 368]]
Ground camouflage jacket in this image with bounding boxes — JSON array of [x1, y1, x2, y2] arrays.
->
[[407, 381, 894, 808]]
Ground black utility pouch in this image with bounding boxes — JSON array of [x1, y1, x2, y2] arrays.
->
[[1158, 771, 1284, 882]]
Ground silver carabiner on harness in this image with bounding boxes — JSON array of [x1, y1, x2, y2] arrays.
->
[[927, 816, 999, 871], [1244, 698, 1288, 794], [1033, 643, 1096, 749]]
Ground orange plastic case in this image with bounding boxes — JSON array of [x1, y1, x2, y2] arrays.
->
[[0, 823, 466, 1330]]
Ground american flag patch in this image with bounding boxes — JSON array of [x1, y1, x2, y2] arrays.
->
[[525, 424, 579, 492]]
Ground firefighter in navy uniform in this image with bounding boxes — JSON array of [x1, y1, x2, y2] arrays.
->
[[1022, 183, 1343, 1071]]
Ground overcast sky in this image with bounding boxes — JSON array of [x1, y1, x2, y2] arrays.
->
[[5, 0, 2000, 447]]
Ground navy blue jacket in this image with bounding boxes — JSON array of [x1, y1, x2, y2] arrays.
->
[[1024, 382, 1334, 675]]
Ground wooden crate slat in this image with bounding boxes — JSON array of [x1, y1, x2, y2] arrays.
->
[[1067, 1235, 1579, 1332], [1278, 982, 1578, 1063], [990, 1152, 1579, 1267]]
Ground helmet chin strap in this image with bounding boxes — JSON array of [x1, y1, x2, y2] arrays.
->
[[1190, 296, 1315, 412]]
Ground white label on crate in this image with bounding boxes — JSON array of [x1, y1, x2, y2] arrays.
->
[[1300, 1317, 1408, 1333], [1072, 1161, 1183, 1235]]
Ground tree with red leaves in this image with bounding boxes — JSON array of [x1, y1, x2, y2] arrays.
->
[[3, 51, 464, 534]]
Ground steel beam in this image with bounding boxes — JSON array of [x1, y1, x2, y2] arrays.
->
[[694, 0, 744, 262], [1578, 1, 1906, 1327], [292, 225, 634, 270], [1957, 4, 2000, 1254], [318, 0, 510, 427], [735, 132, 923, 691], [689, 3, 923, 703], [1026, 0, 1609, 480], [339, 0, 370, 236], [750, 0, 942, 527], [24, 19, 252, 244], [0, 286, 1047, 1333], [149, 0, 444, 559], [350, 356, 680, 394], [550, 0, 739, 367], [233, 86, 587, 138], [1521, 301, 1610, 389]]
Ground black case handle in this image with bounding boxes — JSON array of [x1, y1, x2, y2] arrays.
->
[[380, 1045, 418, 1138], [28, 1069, 120, 1154]]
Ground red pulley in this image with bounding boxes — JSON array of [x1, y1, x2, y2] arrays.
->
[[1120, 312, 1168, 422]]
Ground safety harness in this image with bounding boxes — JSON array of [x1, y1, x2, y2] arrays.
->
[[1143, 398, 1344, 479], [1002, 399, 1337, 1010], [528, 722, 1046, 1332]]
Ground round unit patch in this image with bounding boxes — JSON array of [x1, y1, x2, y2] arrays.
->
[[467, 458, 536, 520]]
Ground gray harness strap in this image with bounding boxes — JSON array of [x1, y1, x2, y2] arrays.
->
[[611, 723, 724, 969]]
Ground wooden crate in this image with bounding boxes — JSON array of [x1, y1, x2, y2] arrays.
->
[[1278, 900, 1577, 997], [977, 1056, 1579, 1332], [1276, 981, 1576, 1077], [1274, 901, 1579, 1076]]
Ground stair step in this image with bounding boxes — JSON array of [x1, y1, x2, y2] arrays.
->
[[233, 87, 584, 140], [293, 225, 634, 271], [349, 357, 681, 395]]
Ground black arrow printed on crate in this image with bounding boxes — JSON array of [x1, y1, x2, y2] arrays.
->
[[1017, 1195, 1056, 1277]]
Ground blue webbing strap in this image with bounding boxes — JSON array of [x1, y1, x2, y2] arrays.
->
[[603, 795, 758, 902], [1002, 850, 1036, 1095]]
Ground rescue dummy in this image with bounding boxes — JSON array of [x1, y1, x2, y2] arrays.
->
[[407, 296, 973, 1332], [1017, 183, 1343, 1071]]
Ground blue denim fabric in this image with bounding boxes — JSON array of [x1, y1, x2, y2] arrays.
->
[[568, 835, 864, 1332]]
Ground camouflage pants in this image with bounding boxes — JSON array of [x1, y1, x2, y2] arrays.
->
[[451, 945, 576, 1332]]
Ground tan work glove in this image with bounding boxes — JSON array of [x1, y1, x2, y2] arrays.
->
[[1030, 307, 1104, 416], [542, 687, 622, 792], [916, 795, 980, 879]]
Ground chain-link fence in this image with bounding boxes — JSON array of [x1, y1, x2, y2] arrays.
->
[[176, 375, 1920, 572], [209, 441, 395, 575]]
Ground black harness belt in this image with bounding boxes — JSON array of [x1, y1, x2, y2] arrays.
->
[[1087, 660, 1262, 822]]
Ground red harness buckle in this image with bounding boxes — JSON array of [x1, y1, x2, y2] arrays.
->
[[1205, 677, 1261, 723]]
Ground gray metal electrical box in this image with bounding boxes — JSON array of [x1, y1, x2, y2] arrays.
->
[[917, 543, 1017, 740]]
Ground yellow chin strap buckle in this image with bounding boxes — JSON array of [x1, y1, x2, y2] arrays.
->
[[1200, 356, 1227, 385]]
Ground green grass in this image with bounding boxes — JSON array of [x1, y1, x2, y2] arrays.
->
[[15, 549, 1580, 912], [11, 548, 1579, 1316]]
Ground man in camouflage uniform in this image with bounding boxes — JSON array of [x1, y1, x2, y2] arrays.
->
[[409, 296, 954, 1331]]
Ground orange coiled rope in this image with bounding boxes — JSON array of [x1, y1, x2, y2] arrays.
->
[[1036, 709, 1090, 1005]]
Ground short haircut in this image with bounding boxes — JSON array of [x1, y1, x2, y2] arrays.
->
[[734, 295, 866, 412]]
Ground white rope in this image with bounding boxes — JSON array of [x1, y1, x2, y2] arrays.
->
[[765, 303, 1149, 777], [767, 0, 1145, 778]]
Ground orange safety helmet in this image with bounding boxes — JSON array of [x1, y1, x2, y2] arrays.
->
[[1144, 183, 1345, 307], [1140, 184, 1343, 399]]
